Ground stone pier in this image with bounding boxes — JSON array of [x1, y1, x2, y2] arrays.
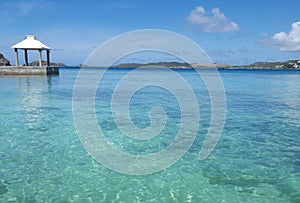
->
[[0, 66, 59, 75]]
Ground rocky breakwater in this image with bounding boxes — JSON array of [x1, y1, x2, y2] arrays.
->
[[0, 53, 58, 75], [0, 53, 10, 66]]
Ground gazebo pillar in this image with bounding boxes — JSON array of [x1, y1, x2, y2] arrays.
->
[[24, 49, 29, 66], [14, 48, 19, 66], [46, 50, 50, 66], [38, 49, 42, 67]]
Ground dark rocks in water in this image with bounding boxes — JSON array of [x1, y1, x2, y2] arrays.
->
[[202, 164, 276, 187], [0, 53, 10, 66], [36, 106, 61, 112], [0, 184, 8, 195], [99, 120, 117, 131], [290, 193, 300, 203]]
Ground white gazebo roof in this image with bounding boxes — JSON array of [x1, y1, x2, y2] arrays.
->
[[12, 35, 50, 50]]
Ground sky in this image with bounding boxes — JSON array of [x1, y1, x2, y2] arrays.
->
[[0, 0, 300, 66]]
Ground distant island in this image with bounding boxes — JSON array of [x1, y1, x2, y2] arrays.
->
[[1, 52, 299, 70], [79, 61, 228, 69], [28, 60, 67, 67], [229, 60, 300, 70], [79, 60, 300, 70]]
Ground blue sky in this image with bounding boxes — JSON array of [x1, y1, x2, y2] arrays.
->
[[0, 0, 300, 66]]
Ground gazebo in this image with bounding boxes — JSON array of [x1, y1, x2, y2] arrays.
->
[[12, 35, 50, 67]]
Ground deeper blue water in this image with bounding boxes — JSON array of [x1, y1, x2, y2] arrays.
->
[[0, 68, 299, 202]]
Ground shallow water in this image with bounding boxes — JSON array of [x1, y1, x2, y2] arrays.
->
[[0, 68, 299, 202]]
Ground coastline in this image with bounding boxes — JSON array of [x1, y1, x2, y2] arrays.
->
[[75, 60, 300, 71]]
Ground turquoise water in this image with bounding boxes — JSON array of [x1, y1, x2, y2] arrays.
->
[[0, 68, 299, 202]]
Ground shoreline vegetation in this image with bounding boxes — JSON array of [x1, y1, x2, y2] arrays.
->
[[1, 52, 300, 70], [78, 60, 300, 70]]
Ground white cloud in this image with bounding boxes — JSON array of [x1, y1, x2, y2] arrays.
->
[[0, 0, 55, 25], [17, 1, 42, 14], [2, 0, 49, 15], [186, 6, 239, 33], [272, 21, 300, 51]]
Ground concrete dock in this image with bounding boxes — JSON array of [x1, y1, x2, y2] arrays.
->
[[0, 66, 59, 75]]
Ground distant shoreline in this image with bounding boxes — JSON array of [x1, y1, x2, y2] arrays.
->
[[72, 60, 300, 70], [63, 66, 300, 71]]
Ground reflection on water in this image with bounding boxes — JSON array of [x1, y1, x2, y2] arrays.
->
[[15, 76, 58, 133]]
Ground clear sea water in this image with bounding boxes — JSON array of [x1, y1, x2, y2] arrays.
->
[[0, 68, 299, 202]]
